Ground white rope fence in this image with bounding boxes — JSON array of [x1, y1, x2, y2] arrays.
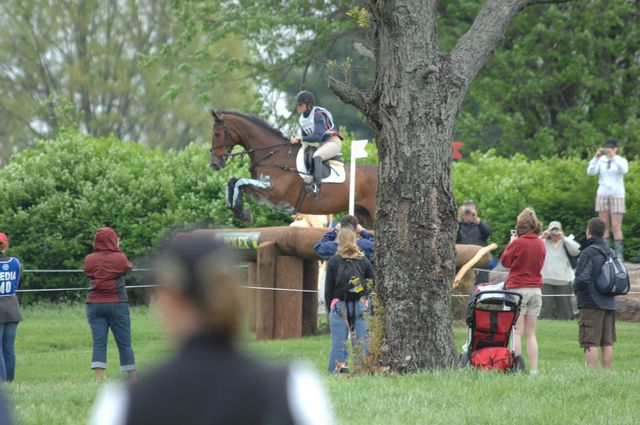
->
[[14, 266, 640, 296]]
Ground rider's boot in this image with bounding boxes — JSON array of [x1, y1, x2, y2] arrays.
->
[[309, 156, 323, 199]]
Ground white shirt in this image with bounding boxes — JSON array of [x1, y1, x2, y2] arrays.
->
[[541, 237, 581, 286], [587, 155, 628, 197]]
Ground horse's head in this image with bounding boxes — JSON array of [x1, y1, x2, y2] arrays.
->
[[209, 109, 237, 170]]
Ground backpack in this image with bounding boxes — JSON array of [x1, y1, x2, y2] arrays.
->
[[334, 258, 368, 302], [591, 245, 630, 296]]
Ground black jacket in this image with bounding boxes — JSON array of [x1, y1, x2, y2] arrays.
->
[[324, 255, 374, 311], [457, 221, 492, 246], [126, 333, 294, 425], [573, 238, 616, 311]]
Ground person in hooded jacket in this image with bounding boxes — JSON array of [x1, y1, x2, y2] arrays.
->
[[84, 227, 136, 381], [0, 232, 22, 382]]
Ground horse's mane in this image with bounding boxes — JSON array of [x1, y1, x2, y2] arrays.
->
[[221, 111, 286, 139]]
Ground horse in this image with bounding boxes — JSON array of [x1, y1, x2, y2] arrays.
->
[[208, 110, 378, 227]]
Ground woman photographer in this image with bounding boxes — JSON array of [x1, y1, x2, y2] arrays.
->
[[587, 139, 628, 260], [540, 221, 580, 320], [501, 208, 546, 375], [457, 200, 493, 283]]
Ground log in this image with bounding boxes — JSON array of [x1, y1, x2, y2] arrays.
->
[[274, 256, 303, 339], [256, 242, 277, 340], [247, 262, 257, 332], [196, 227, 490, 267], [302, 259, 319, 335]]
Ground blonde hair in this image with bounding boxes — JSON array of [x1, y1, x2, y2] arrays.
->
[[515, 207, 542, 236], [336, 228, 364, 259]]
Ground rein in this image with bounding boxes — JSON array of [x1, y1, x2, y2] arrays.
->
[[212, 117, 309, 176]]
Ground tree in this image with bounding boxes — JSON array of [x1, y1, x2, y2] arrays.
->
[[0, 0, 254, 160], [324, 0, 566, 370], [453, 1, 640, 158]]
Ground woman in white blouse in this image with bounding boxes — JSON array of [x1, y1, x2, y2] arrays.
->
[[587, 139, 628, 260]]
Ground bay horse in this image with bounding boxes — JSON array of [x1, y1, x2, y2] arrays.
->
[[208, 110, 378, 227]]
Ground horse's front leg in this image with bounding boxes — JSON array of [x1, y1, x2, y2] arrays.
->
[[225, 176, 273, 222]]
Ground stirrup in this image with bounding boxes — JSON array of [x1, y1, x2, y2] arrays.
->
[[305, 183, 320, 198]]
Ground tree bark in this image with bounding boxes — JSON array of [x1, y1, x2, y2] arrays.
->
[[327, 0, 567, 371]]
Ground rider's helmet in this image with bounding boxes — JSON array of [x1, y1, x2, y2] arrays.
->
[[295, 90, 315, 107]]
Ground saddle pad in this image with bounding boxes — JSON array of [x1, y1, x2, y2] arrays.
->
[[296, 144, 346, 184]]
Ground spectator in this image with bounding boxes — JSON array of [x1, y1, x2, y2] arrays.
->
[[572, 218, 617, 369], [83, 227, 136, 382], [89, 234, 333, 425], [314, 215, 374, 262], [501, 208, 546, 375], [540, 221, 580, 320], [587, 139, 628, 260], [0, 233, 22, 382], [456, 200, 492, 246], [325, 228, 374, 374], [456, 200, 493, 283]]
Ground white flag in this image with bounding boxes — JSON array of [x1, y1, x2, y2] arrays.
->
[[351, 139, 368, 159]]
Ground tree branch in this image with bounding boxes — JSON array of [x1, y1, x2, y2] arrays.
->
[[328, 77, 368, 114], [450, 0, 571, 91], [353, 42, 375, 61]]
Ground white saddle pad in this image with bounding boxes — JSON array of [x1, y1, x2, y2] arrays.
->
[[296, 144, 346, 184]]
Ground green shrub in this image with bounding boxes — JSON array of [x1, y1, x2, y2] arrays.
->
[[0, 130, 290, 296], [453, 151, 638, 258]]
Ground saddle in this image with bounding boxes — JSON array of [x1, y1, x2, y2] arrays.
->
[[303, 146, 344, 179]]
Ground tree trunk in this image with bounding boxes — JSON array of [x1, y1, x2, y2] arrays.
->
[[373, 2, 459, 370], [329, 0, 559, 371]]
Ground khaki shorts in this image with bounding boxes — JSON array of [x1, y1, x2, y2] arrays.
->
[[579, 308, 616, 348], [595, 196, 625, 214], [509, 287, 542, 317]]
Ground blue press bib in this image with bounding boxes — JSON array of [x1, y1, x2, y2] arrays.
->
[[0, 257, 20, 297]]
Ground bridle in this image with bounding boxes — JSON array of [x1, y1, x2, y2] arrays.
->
[[210, 116, 305, 175]]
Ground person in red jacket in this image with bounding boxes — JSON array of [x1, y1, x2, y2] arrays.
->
[[84, 227, 136, 381], [501, 208, 546, 375]]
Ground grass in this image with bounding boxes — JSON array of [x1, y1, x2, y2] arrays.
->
[[4, 304, 640, 424]]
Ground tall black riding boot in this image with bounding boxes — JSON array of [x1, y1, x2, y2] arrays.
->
[[310, 156, 323, 198]]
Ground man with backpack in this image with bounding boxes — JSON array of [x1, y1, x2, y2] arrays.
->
[[572, 217, 628, 369]]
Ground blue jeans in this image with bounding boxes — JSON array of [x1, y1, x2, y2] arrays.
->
[[87, 303, 136, 372], [328, 300, 369, 373], [0, 322, 18, 381]]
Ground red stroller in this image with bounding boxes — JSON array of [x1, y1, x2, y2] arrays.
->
[[460, 284, 525, 372]]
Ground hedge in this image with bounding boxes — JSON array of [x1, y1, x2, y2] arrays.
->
[[1, 132, 637, 299], [0, 130, 290, 299]]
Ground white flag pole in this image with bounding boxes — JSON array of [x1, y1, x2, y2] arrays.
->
[[349, 140, 368, 216]]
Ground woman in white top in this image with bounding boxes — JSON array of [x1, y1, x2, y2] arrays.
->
[[540, 221, 580, 320], [587, 139, 628, 260]]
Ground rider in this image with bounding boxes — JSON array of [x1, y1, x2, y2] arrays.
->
[[289, 91, 342, 198]]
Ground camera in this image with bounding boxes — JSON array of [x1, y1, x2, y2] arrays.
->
[[463, 208, 473, 215], [550, 228, 559, 236], [510, 229, 517, 237]]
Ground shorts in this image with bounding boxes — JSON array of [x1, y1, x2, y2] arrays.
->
[[508, 287, 542, 317], [595, 196, 625, 214], [579, 308, 616, 348]]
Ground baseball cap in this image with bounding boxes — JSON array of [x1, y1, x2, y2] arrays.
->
[[547, 221, 562, 231]]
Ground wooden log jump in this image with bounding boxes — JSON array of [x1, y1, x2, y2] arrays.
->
[[195, 227, 491, 340]]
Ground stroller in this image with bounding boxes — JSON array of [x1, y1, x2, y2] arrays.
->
[[460, 283, 525, 372]]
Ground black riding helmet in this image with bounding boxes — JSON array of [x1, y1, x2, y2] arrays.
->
[[295, 90, 315, 106]]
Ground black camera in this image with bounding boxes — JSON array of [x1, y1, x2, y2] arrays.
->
[[463, 208, 473, 215]]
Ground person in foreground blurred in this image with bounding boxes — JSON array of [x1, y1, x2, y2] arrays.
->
[[84, 227, 136, 382], [325, 228, 374, 374], [572, 218, 617, 369], [89, 234, 333, 425], [501, 208, 546, 375], [0, 233, 22, 382]]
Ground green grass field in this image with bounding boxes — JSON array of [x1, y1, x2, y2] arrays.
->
[[4, 304, 640, 424]]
